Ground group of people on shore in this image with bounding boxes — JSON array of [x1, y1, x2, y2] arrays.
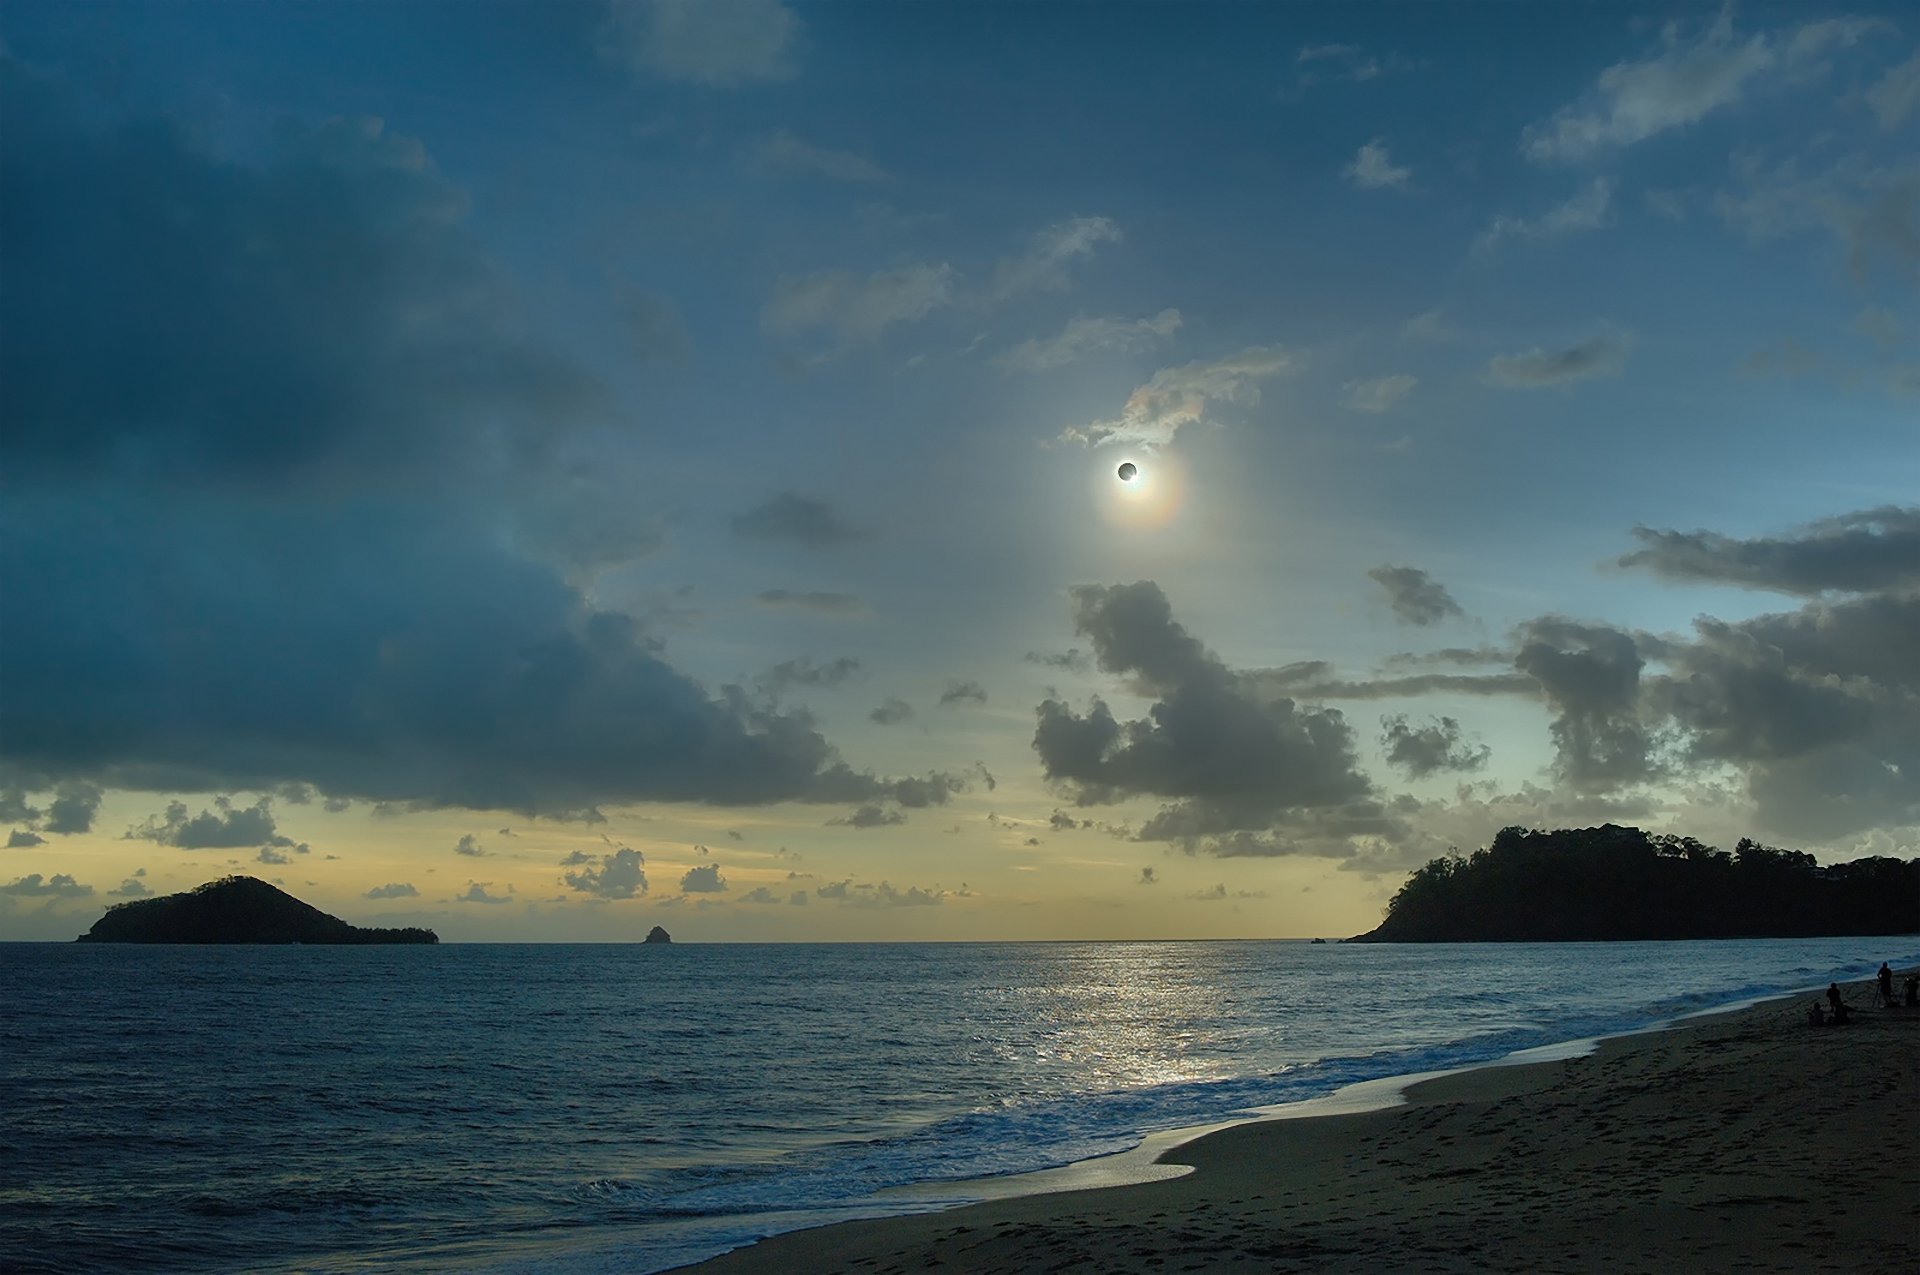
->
[[1808, 962, 1918, 1026]]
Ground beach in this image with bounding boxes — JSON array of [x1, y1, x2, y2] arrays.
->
[[674, 975, 1919, 1274]]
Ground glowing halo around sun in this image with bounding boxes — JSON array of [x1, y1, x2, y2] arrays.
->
[[1098, 452, 1186, 530]]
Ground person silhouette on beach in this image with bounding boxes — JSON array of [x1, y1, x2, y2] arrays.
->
[[1831, 1000, 1850, 1026], [1877, 962, 1894, 1006], [1807, 1001, 1826, 1027], [1826, 982, 1844, 1013]]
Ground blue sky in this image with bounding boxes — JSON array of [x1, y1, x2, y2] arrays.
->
[[2, 2, 1916, 939]]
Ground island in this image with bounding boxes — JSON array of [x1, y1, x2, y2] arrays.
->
[[1350, 823, 1920, 942], [76, 876, 438, 944], [644, 925, 672, 944]]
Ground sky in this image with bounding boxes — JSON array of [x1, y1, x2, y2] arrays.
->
[[1, 1, 1916, 942]]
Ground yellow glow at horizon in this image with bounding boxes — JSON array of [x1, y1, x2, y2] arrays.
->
[[1099, 453, 1186, 530]]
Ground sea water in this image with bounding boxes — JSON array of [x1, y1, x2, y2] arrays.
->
[[2, 937, 1912, 1273]]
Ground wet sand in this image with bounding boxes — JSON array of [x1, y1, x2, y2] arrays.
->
[[672, 975, 1919, 1274]]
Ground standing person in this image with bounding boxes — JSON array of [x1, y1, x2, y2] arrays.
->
[[1877, 962, 1894, 1006], [1827, 982, 1844, 1014]]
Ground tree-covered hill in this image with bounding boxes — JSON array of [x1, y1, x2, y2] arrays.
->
[[1351, 824, 1919, 942], [76, 876, 438, 944]]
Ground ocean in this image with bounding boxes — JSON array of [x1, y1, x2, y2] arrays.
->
[[2, 938, 1912, 1273]]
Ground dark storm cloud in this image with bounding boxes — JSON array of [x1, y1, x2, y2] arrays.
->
[[8, 831, 47, 849], [869, 697, 914, 725], [1033, 582, 1373, 835], [1514, 617, 1659, 789], [364, 882, 420, 899], [564, 846, 648, 899], [1617, 507, 1920, 596], [42, 784, 103, 835], [1380, 715, 1491, 778], [0, 792, 40, 824], [731, 493, 872, 549], [938, 680, 988, 707], [1367, 566, 1465, 626], [888, 772, 967, 807], [127, 797, 293, 850], [0, 57, 603, 486], [754, 589, 868, 614], [1263, 671, 1539, 701]]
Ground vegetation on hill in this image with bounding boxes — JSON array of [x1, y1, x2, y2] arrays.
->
[[76, 876, 438, 944], [1351, 824, 1919, 942]]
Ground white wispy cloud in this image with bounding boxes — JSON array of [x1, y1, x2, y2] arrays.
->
[[1475, 178, 1613, 253], [763, 263, 955, 346], [1061, 345, 1300, 448], [1486, 334, 1632, 388], [600, 0, 802, 86], [1344, 139, 1410, 190], [990, 216, 1121, 301], [1342, 374, 1417, 413], [1867, 49, 1920, 132], [749, 130, 885, 183], [996, 309, 1182, 372]]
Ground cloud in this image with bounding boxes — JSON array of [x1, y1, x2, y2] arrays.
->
[[128, 797, 292, 850], [1475, 179, 1613, 253], [1293, 43, 1407, 87], [737, 886, 783, 904], [1186, 883, 1268, 901], [363, 883, 420, 899], [679, 861, 727, 892], [990, 217, 1122, 301], [455, 834, 487, 858], [1380, 715, 1491, 778], [938, 680, 988, 708], [754, 589, 868, 614], [2, 873, 92, 898], [599, 0, 801, 86], [995, 310, 1182, 373], [8, 830, 47, 848], [1137, 865, 1158, 885], [814, 877, 944, 906], [0, 64, 604, 486], [455, 881, 510, 905], [257, 846, 294, 865], [40, 783, 102, 835], [1344, 140, 1410, 190], [1713, 152, 1920, 289], [1486, 334, 1631, 387], [110, 877, 152, 898], [1517, 13, 1853, 162], [1025, 649, 1092, 674], [1867, 49, 1920, 131], [613, 289, 692, 366], [829, 804, 905, 828], [1342, 374, 1416, 414], [1061, 346, 1301, 449], [763, 264, 955, 347], [566, 846, 649, 899], [1367, 566, 1465, 627], [1515, 617, 1658, 791], [1617, 507, 1920, 596], [732, 493, 872, 549], [1033, 582, 1373, 840], [759, 656, 861, 696], [869, 697, 914, 726], [749, 130, 885, 183]]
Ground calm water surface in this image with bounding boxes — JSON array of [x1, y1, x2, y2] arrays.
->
[[2, 938, 1911, 1273]]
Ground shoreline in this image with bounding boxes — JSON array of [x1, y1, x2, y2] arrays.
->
[[669, 973, 1919, 1274]]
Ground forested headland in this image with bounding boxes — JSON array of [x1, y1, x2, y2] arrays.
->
[[76, 876, 438, 944], [1351, 824, 1919, 942]]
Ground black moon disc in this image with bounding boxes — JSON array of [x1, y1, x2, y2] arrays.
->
[[1117, 462, 1138, 482]]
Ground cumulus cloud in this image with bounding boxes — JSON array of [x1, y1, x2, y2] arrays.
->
[[1342, 374, 1416, 414], [600, 0, 801, 86], [737, 886, 783, 904], [1380, 715, 1491, 778], [1367, 566, 1465, 626], [1061, 346, 1301, 448], [869, 697, 914, 726], [1344, 140, 1410, 189], [1032, 582, 1373, 842], [2, 873, 92, 898], [1516, 617, 1659, 790], [8, 830, 47, 848], [680, 861, 727, 892], [566, 846, 649, 899], [454, 835, 487, 858], [829, 804, 905, 828], [110, 877, 152, 898], [732, 493, 872, 549], [815, 877, 944, 906], [996, 309, 1182, 373], [363, 882, 420, 899], [455, 881, 511, 905], [938, 680, 988, 708], [749, 129, 885, 183], [128, 797, 292, 850], [1475, 179, 1613, 253], [990, 217, 1122, 301], [763, 264, 955, 347], [1616, 507, 1920, 596], [1486, 334, 1631, 387]]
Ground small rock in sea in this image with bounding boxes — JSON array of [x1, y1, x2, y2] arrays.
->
[[644, 926, 672, 944]]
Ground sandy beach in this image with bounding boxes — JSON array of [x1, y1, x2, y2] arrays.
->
[[674, 975, 1919, 1274]]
